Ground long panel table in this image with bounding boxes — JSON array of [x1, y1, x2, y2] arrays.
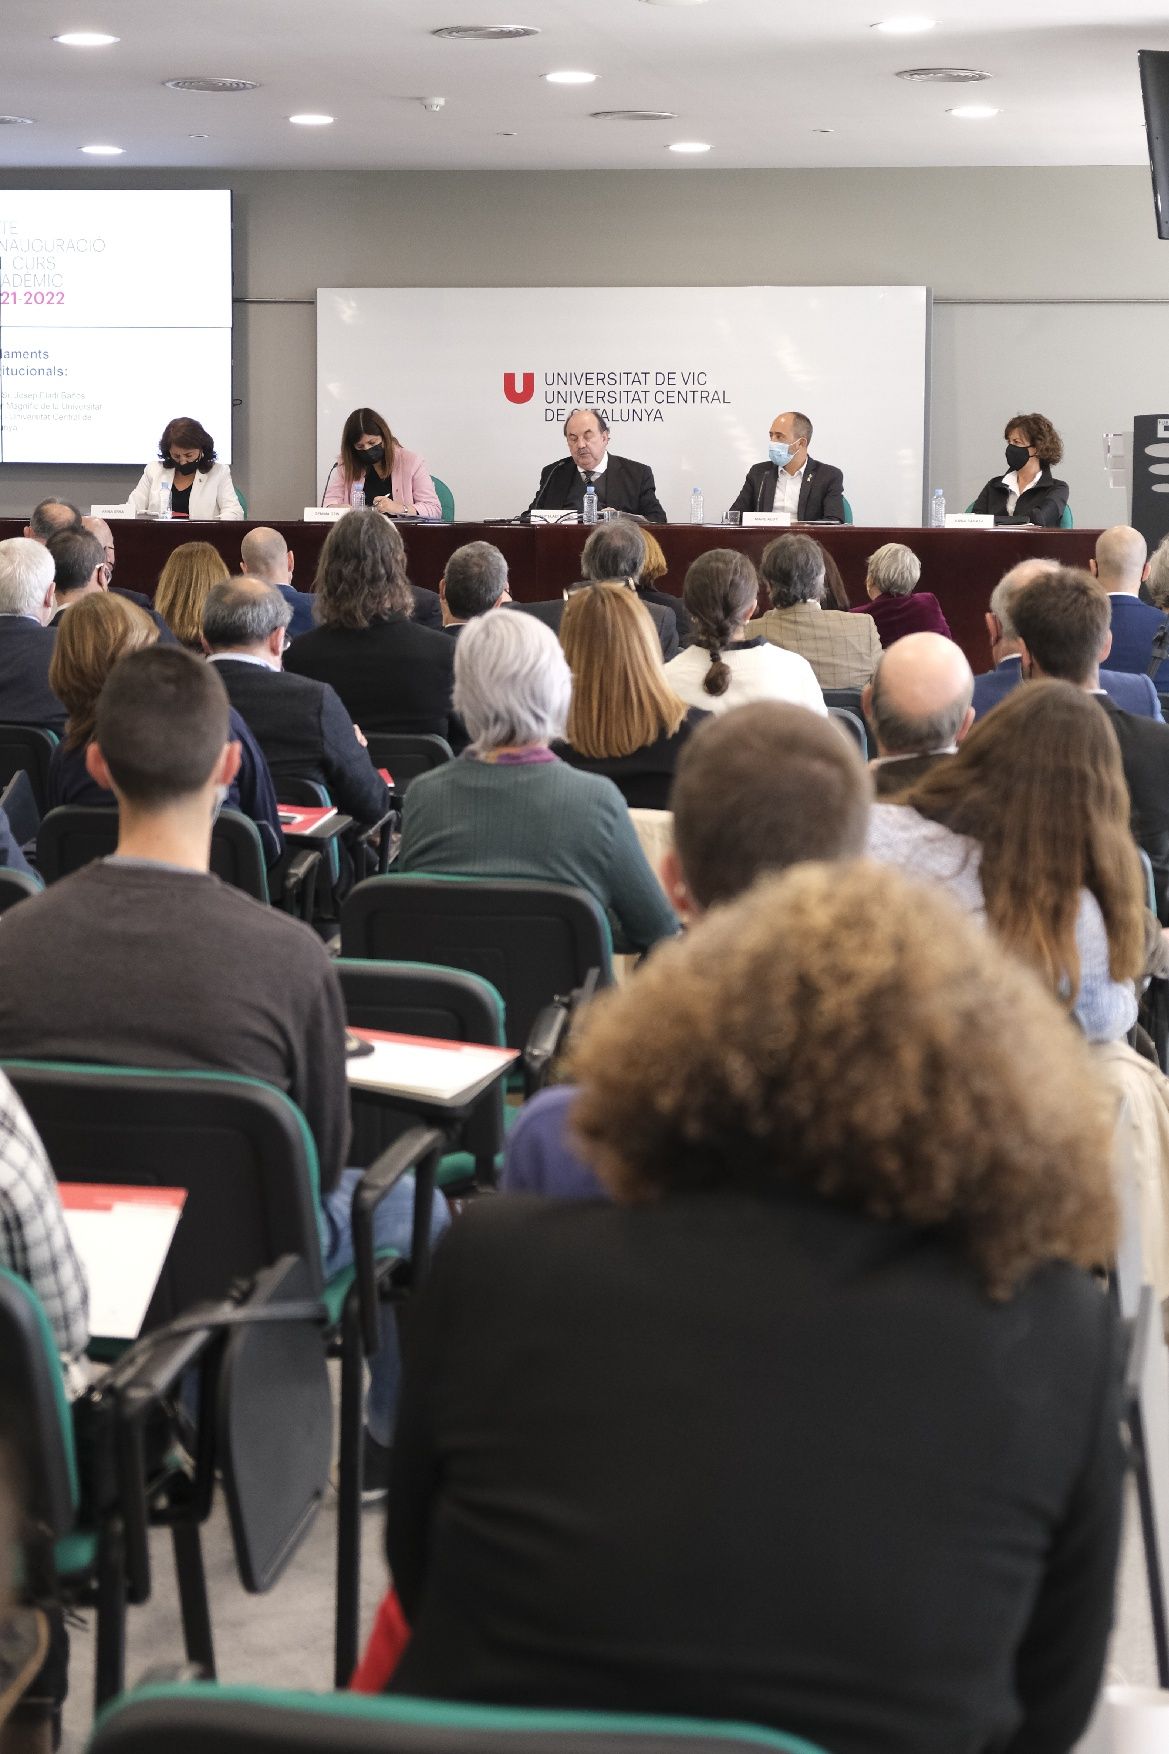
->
[[0, 519, 1099, 673]]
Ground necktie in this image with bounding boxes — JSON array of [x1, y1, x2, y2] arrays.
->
[[583, 472, 595, 485]]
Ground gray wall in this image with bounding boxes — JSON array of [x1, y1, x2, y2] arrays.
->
[[2, 165, 1167, 524]]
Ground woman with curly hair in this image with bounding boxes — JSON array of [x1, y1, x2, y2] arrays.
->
[[969, 412, 1070, 527], [285, 508, 454, 737], [385, 860, 1122, 1753], [664, 548, 825, 717]]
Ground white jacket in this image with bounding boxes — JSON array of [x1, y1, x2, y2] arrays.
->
[[126, 459, 243, 521]]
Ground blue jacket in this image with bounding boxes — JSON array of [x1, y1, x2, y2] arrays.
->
[[972, 655, 1164, 722], [278, 583, 317, 642], [1101, 594, 1169, 684]]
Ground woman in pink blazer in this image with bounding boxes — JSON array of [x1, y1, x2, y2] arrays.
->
[[322, 405, 442, 520]]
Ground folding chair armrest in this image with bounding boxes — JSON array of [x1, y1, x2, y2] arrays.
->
[[350, 1125, 446, 1356], [356, 807, 398, 876], [523, 1002, 571, 1099], [279, 848, 321, 920]]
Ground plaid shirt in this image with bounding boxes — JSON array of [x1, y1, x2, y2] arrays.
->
[[0, 1070, 88, 1357], [755, 603, 882, 691]]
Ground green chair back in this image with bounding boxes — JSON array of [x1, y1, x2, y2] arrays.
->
[[1060, 502, 1074, 529], [431, 476, 455, 523], [841, 497, 853, 525], [236, 488, 249, 516]]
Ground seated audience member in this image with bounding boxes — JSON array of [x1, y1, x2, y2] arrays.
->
[[23, 498, 80, 545], [154, 541, 230, 650], [239, 526, 316, 641], [439, 542, 511, 637], [203, 578, 391, 831], [864, 632, 975, 798], [47, 593, 284, 864], [635, 528, 692, 643], [1147, 533, 1169, 614], [285, 510, 455, 739], [664, 549, 825, 717], [45, 526, 107, 621], [755, 532, 881, 689], [817, 541, 852, 610], [1011, 566, 1169, 920], [554, 583, 704, 810], [0, 1070, 87, 1361], [81, 515, 174, 639], [1091, 525, 1167, 682], [867, 680, 1144, 1042], [398, 611, 678, 952], [517, 523, 678, 660], [389, 861, 1123, 1754], [0, 538, 65, 732], [0, 646, 443, 1483], [506, 702, 871, 1198], [851, 542, 952, 647]]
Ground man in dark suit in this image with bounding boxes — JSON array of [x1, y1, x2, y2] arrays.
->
[[203, 577, 391, 830], [524, 408, 667, 524], [23, 496, 80, 544], [81, 515, 177, 642], [1012, 567, 1169, 917], [1091, 526, 1168, 683], [239, 525, 317, 641], [863, 632, 975, 798], [439, 541, 511, 638], [729, 410, 845, 523], [0, 538, 65, 731], [973, 556, 1164, 721], [46, 525, 107, 622], [515, 584, 678, 662]]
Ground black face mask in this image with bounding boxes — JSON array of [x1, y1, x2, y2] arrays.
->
[[171, 455, 199, 473], [1005, 442, 1032, 472], [359, 443, 385, 468]]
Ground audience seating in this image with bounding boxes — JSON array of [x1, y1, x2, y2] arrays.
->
[[363, 732, 453, 797], [826, 706, 868, 759], [0, 767, 41, 851], [341, 875, 613, 1095], [0, 721, 57, 812], [0, 865, 40, 912], [431, 475, 456, 523]]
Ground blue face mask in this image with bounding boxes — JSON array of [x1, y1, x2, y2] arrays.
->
[[769, 441, 794, 468]]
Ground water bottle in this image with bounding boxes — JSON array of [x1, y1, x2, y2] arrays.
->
[[349, 481, 364, 510], [583, 482, 598, 525], [158, 480, 172, 520], [929, 487, 945, 528], [690, 487, 704, 525]]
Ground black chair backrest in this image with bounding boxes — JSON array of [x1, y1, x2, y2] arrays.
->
[[0, 722, 57, 812], [1, 1064, 324, 1330], [827, 706, 868, 759], [340, 876, 611, 1051], [0, 767, 41, 850], [1126, 1282, 1169, 1687], [38, 806, 269, 901], [0, 1268, 75, 1545], [821, 687, 866, 720], [363, 733, 452, 796], [0, 865, 40, 915]]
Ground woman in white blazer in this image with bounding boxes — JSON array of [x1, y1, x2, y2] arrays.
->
[[126, 416, 243, 521]]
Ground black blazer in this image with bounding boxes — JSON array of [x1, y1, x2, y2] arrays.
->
[[730, 456, 845, 522], [284, 613, 455, 739], [387, 1192, 1121, 1754], [411, 585, 443, 630], [209, 658, 391, 827], [107, 587, 178, 643], [1097, 693, 1169, 920], [0, 618, 64, 732], [970, 465, 1069, 528], [554, 708, 705, 809], [637, 584, 692, 644], [525, 455, 667, 524], [513, 593, 679, 662]]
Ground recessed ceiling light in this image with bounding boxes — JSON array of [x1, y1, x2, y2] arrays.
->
[[812, 127, 834, 134], [55, 30, 118, 46], [591, 109, 678, 121], [432, 24, 539, 38], [0, 116, 34, 126], [289, 113, 333, 125], [544, 70, 597, 85], [188, 132, 208, 139], [80, 143, 124, 154], [896, 65, 989, 82], [668, 140, 711, 153], [164, 77, 260, 93], [948, 103, 1000, 118], [873, 15, 935, 33], [497, 130, 518, 136]]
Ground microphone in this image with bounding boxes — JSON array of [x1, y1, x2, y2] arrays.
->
[[518, 459, 564, 524], [321, 461, 337, 508]]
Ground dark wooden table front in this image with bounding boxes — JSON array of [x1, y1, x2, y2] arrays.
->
[[0, 519, 1099, 674]]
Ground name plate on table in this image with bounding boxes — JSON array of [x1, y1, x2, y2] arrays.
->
[[944, 513, 995, 530], [530, 508, 579, 526], [741, 511, 792, 528], [90, 502, 132, 519], [303, 505, 347, 522]]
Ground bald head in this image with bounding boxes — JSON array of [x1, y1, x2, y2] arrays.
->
[[865, 632, 975, 758], [239, 526, 292, 585], [202, 575, 292, 654], [82, 515, 113, 550], [24, 497, 81, 544], [1093, 525, 1147, 594], [987, 556, 1061, 651]]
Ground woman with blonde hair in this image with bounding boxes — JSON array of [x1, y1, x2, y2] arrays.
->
[[557, 583, 704, 809], [635, 527, 692, 642], [153, 541, 230, 649]]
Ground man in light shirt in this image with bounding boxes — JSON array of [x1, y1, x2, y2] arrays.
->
[[729, 411, 846, 523]]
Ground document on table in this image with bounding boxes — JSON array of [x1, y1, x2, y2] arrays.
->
[[346, 1029, 517, 1108], [58, 1183, 187, 1340]]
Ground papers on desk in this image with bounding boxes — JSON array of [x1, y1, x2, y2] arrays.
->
[[377, 768, 395, 788], [278, 803, 338, 832], [59, 1183, 186, 1340], [346, 1028, 518, 1108]]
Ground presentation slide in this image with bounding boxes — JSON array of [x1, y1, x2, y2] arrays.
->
[[0, 189, 232, 465]]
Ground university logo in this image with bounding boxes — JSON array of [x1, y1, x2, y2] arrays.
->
[[503, 371, 535, 404]]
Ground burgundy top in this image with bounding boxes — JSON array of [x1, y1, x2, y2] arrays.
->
[[851, 591, 953, 648]]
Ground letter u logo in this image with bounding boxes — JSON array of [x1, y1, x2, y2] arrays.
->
[[504, 371, 535, 404]]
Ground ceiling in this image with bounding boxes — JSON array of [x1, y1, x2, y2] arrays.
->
[[2, 0, 1169, 172]]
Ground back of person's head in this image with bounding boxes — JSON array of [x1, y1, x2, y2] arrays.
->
[[561, 582, 686, 759], [0, 537, 54, 618], [1094, 524, 1147, 592], [1149, 534, 1169, 611], [154, 541, 230, 648], [1010, 568, 1110, 684], [671, 703, 871, 909], [759, 534, 826, 609], [95, 645, 230, 807], [443, 542, 508, 621], [454, 609, 571, 753], [313, 508, 411, 628], [50, 593, 158, 751], [682, 549, 759, 697], [566, 860, 1116, 1299], [867, 632, 973, 756], [27, 497, 81, 543], [580, 519, 647, 585], [202, 577, 292, 650], [638, 528, 668, 587], [239, 525, 290, 581], [988, 557, 1060, 639], [46, 526, 105, 597], [906, 678, 1146, 1002], [866, 542, 921, 598]]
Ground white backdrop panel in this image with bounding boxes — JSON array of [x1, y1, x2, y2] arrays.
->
[[316, 286, 929, 526]]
